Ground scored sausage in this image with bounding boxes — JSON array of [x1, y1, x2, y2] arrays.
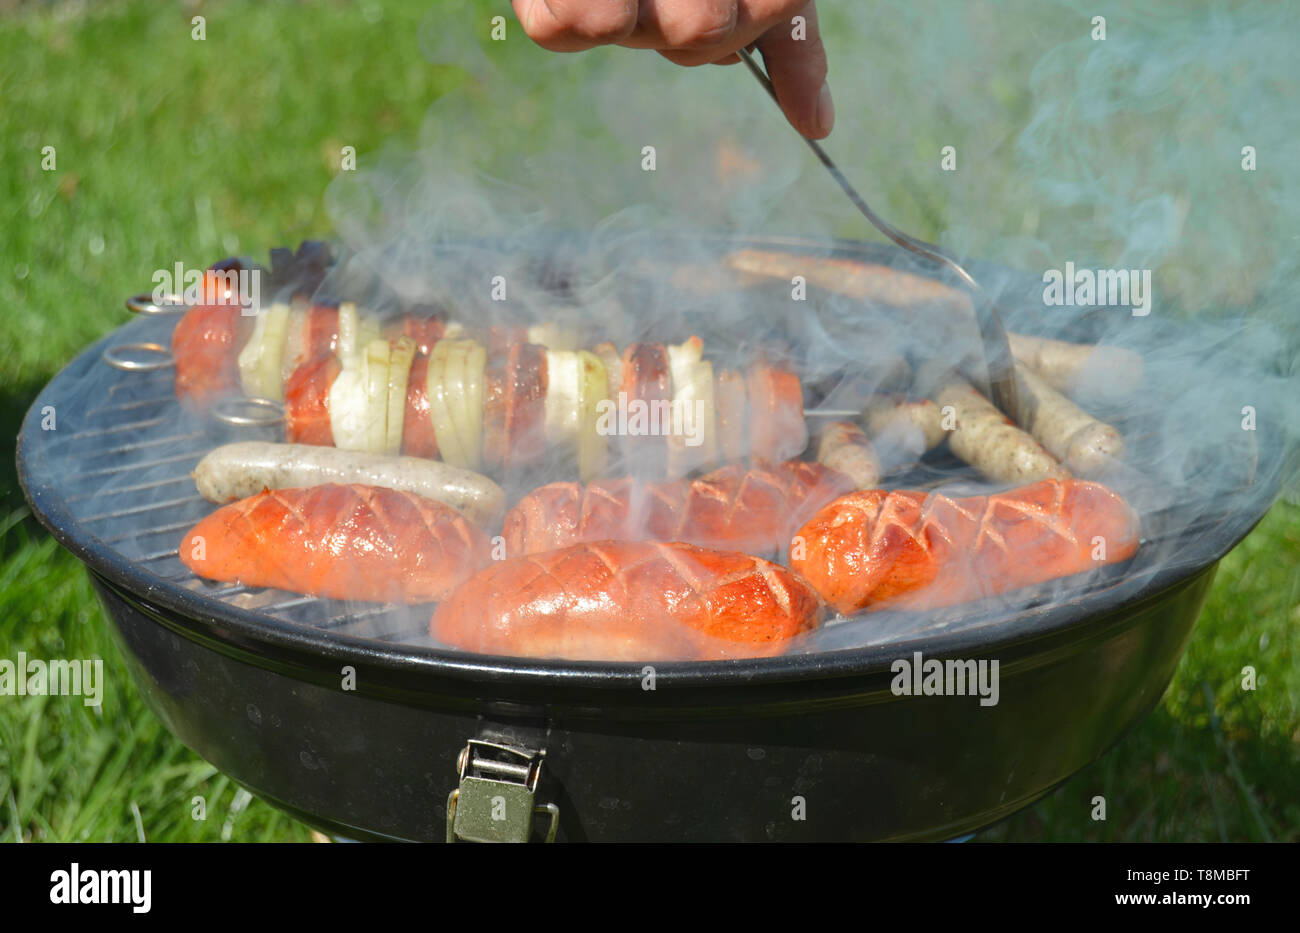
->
[[503, 460, 853, 558], [431, 540, 824, 661], [790, 478, 1140, 615], [191, 442, 505, 525], [180, 484, 490, 603]]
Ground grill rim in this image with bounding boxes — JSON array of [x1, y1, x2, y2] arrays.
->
[[16, 234, 1288, 697]]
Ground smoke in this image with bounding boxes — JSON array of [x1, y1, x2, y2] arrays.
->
[[40, 0, 1300, 658], [313, 0, 1300, 651]]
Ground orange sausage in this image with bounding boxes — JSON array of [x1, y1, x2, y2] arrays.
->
[[503, 460, 854, 558], [431, 540, 824, 661], [180, 484, 489, 603], [790, 479, 1140, 614]]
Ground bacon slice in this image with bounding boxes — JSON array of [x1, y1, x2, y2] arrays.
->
[[180, 484, 489, 604], [714, 367, 748, 462], [747, 360, 807, 462], [172, 305, 241, 404], [482, 342, 547, 472], [620, 342, 671, 476], [284, 353, 341, 446], [503, 460, 853, 558], [790, 478, 1141, 614], [401, 351, 439, 458], [400, 311, 446, 357], [430, 540, 823, 661], [305, 304, 340, 360]]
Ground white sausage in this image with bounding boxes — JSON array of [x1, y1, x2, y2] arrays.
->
[[192, 442, 505, 526], [816, 421, 882, 489], [1018, 366, 1124, 476], [918, 364, 1069, 484], [1008, 333, 1143, 399]]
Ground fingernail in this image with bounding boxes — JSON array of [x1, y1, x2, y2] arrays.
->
[[815, 81, 835, 137]]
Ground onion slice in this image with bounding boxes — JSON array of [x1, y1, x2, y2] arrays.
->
[[544, 350, 583, 451], [335, 302, 361, 361], [279, 298, 309, 390], [385, 337, 416, 456], [427, 339, 485, 470], [460, 341, 486, 472], [237, 302, 291, 401], [665, 337, 717, 476], [426, 340, 465, 468], [576, 350, 609, 482], [364, 338, 391, 455], [327, 361, 369, 452]]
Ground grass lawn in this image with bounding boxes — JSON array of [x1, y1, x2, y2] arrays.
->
[[1, 0, 1296, 842]]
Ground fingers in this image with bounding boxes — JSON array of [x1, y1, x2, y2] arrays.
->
[[755, 2, 831, 138], [510, 0, 833, 139], [637, 0, 784, 67], [511, 0, 639, 52], [626, 0, 739, 50]]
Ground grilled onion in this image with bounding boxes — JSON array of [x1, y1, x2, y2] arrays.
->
[[279, 299, 309, 389], [576, 350, 609, 482], [427, 339, 485, 471], [665, 337, 717, 476], [237, 302, 291, 401], [426, 340, 465, 468], [544, 350, 583, 450], [385, 337, 416, 456], [364, 338, 391, 455]]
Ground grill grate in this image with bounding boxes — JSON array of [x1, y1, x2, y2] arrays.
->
[[25, 305, 1271, 657]]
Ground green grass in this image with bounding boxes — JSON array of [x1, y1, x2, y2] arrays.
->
[[1, 0, 1297, 842]]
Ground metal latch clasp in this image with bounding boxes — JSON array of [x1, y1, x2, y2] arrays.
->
[[446, 740, 560, 843]]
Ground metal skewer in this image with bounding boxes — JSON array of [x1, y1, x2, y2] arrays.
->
[[804, 408, 862, 419], [736, 48, 1021, 425]]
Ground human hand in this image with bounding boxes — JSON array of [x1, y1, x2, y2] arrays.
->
[[511, 1, 832, 139]]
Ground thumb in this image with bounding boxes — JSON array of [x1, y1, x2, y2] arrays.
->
[[754, 2, 832, 139]]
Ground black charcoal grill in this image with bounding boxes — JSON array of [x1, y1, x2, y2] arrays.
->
[[16, 235, 1286, 842]]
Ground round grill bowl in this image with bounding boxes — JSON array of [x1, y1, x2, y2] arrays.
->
[[17, 236, 1285, 842]]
